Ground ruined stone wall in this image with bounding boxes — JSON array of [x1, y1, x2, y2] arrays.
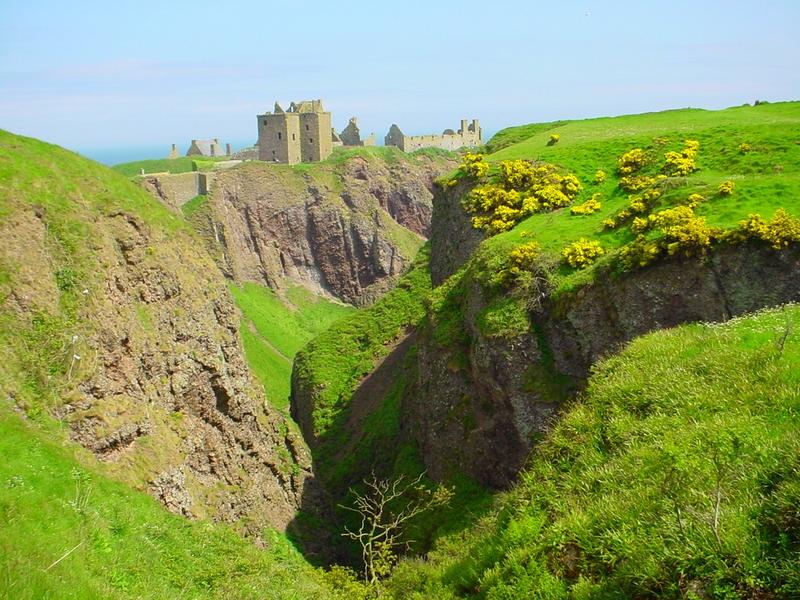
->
[[257, 113, 300, 163], [385, 120, 482, 152], [140, 172, 213, 212]]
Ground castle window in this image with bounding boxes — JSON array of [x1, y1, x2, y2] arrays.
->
[[278, 132, 282, 140], [306, 124, 309, 131], [309, 138, 313, 143], [292, 134, 296, 140]]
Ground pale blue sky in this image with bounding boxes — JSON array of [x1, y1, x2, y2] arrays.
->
[[1, 0, 799, 162]]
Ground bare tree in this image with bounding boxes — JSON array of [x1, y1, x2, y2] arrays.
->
[[339, 472, 452, 585]]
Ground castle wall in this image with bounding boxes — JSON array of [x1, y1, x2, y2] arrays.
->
[[385, 120, 483, 153], [257, 113, 300, 164], [141, 172, 211, 211], [299, 111, 332, 162]]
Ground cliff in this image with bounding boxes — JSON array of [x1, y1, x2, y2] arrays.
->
[[0, 130, 313, 535], [182, 148, 456, 306]]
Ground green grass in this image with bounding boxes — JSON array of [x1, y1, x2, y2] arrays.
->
[[435, 102, 800, 337], [386, 303, 800, 598], [112, 155, 231, 177], [0, 404, 352, 599], [482, 102, 800, 281], [228, 283, 353, 411], [292, 246, 432, 439]]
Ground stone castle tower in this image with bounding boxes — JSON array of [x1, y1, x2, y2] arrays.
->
[[256, 99, 332, 164]]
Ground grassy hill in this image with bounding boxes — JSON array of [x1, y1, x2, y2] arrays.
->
[[456, 102, 800, 288], [386, 303, 800, 598]]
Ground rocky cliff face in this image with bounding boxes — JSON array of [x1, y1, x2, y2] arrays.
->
[[409, 181, 800, 488], [0, 133, 314, 535], [189, 151, 455, 305]]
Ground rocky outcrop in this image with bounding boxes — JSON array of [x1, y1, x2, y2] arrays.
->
[[429, 178, 484, 286], [189, 152, 454, 305], [0, 132, 317, 536], [410, 243, 800, 488]]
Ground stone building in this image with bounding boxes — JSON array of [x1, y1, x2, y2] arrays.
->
[[185, 139, 231, 157], [256, 99, 333, 164], [339, 117, 376, 147], [385, 119, 482, 152]]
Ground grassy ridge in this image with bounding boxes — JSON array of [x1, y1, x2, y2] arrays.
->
[[112, 156, 231, 177], [229, 283, 353, 411], [387, 304, 800, 598], [472, 102, 800, 294]]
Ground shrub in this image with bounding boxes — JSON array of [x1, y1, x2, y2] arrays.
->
[[570, 194, 602, 216], [593, 170, 606, 184], [686, 193, 705, 208], [718, 180, 735, 195], [663, 139, 700, 176], [561, 239, 605, 268], [463, 161, 582, 234], [738, 142, 751, 154], [617, 148, 648, 175], [461, 151, 489, 178], [547, 133, 561, 146], [619, 235, 662, 269], [728, 209, 800, 249]]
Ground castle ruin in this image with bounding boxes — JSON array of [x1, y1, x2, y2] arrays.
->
[[257, 100, 333, 164], [385, 119, 482, 152], [339, 117, 376, 147]]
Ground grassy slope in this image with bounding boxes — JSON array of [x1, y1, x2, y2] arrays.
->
[[387, 304, 800, 598], [229, 283, 354, 411], [0, 130, 356, 598], [473, 102, 800, 294], [0, 406, 345, 600]]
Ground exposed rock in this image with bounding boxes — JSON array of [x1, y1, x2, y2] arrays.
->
[[186, 152, 454, 305], [410, 243, 800, 488], [0, 129, 319, 537], [429, 178, 484, 286]]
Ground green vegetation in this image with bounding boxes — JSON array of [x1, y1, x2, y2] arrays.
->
[[229, 283, 353, 410], [293, 246, 432, 440], [437, 102, 800, 338], [0, 405, 348, 599], [386, 304, 800, 598], [112, 155, 231, 177]]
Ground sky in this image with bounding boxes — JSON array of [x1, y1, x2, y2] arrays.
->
[[1, 0, 799, 163]]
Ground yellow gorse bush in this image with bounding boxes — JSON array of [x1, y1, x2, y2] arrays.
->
[[463, 160, 582, 234], [663, 139, 700, 176], [718, 180, 735, 195], [594, 170, 606, 184], [570, 194, 602, 216], [561, 239, 605, 268], [461, 152, 489, 178], [617, 148, 648, 175], [548, 133, 561, 146], [727, 209, 800, 249]]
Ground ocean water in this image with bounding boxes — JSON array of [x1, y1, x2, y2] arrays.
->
[[73, 140, 256, 166]]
